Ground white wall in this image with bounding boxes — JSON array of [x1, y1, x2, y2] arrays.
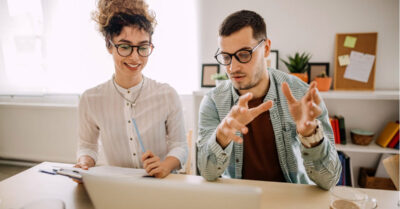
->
[[199, 0, 399, 90], [0, 95, 194, 163]]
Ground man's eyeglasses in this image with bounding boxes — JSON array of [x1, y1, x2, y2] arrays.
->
[[214, 39, 265, 66], [109, 40, 154, 57]]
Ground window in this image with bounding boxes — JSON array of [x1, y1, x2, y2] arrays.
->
[[0, 0, 198, 95]]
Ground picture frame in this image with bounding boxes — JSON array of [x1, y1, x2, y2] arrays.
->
[[265, 50, 279, 69], [201, 64, 220, 87], [307, 62, 330, 84]]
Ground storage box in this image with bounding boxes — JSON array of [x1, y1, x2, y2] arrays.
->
[[358, 167, 396, 190]]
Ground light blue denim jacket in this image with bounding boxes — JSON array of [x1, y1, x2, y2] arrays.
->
[[197, 68, 341, 190]]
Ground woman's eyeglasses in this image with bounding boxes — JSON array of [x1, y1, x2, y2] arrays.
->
[[109, 40, 154, 57]]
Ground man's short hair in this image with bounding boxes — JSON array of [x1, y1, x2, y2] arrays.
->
[[219, 10, 267, 40]]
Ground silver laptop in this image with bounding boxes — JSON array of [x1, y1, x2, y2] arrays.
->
[[81, 170, 261, 209]]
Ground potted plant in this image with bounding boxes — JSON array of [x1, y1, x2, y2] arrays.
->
[[211, 73, 228, 85], [314, 72, 332, 91], [280, 52, 311, 83]]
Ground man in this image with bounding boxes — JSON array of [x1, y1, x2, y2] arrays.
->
[[197, 10, 341, 190]]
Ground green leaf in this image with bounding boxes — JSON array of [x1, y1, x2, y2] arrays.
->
[[280, 51, 312, 73]]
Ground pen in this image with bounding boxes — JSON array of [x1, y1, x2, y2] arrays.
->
[[131, 118, 146, 153]]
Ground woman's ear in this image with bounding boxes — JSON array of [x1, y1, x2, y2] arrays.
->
[[105, 37, 113, 54], [263, 39, 271, 58], [107, 45, 113, 54]]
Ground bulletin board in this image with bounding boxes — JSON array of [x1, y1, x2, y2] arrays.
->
[[334, 32, 377, 90]]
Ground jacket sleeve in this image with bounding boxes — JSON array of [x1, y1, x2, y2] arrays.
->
[[196, 94, 233, 181], [299, 99, 342, 190]]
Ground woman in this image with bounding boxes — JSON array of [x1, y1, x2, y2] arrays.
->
[[74, 0, 187, 178]]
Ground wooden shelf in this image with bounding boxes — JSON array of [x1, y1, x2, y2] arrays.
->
[[320, 90, 399, 100], [335, 142, 399, 154], [194, 90, 400, 100]]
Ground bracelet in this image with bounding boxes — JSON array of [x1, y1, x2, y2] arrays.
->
[[297, 120, 324, 148]]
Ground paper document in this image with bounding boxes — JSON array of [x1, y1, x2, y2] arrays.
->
[[343, 51, 375, 83], [338, 55, 350, 66], [40, 165, 148, 181]]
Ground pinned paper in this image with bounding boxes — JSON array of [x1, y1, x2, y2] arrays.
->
[[343, 51, 375, 83], [338, 55, 350, 66], [344, 36, 357, 48]]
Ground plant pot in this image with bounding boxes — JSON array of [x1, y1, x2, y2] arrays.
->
[[215, 80, 226, 86], [291, 73, 308, 83], [314, 77, 332, 91]]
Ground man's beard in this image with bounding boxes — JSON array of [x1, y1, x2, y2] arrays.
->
[[231, 67, 264, 91]]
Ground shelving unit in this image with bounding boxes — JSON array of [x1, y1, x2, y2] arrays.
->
[[195, 89, 399, 99], [319, 90, 399, 100], [335, 142, 399, 154]]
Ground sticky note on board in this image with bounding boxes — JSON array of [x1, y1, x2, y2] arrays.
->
[[338, 55, 350, 66], [344, 36, 357, 48]]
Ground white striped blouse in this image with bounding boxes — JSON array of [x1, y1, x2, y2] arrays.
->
[[77, 76, 188, 169]]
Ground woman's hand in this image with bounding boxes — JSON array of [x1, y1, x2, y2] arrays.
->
[[73, 155, 95, 183], [142, 151, 180, 178]]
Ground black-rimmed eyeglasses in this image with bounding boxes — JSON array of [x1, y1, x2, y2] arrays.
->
[[109, 40, 154, 57], [214, 39, 265, 65]]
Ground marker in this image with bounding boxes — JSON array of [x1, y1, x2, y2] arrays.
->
[[131, 118, 146, 153]]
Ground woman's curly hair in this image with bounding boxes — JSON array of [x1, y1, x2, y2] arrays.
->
[[92, 0, 157, 45]]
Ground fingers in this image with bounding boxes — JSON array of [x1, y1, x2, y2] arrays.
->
[[221, 124, 244, 143], [74, 163, 89, 170], [282, 82, 297, 104], [307, 101, 322, 119], [249, 100, 273, 118], [141, 150, 154, 162], [150, 167, 163, 177], [145, 160, 161, 174], [303, 81, 317, 101], [311, 87, 321, 105], [237, 92, 253, 107], [143, 155, 160, 168], [75, 155, 95, 170], [226, 117, 248, 134], [72, 178, 83, 184]]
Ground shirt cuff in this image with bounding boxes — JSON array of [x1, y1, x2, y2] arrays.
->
[[77, 148, 98, 164], [207, 132, 233, 164], [300, 136, 329, 161], [166, 147, 188, 170]]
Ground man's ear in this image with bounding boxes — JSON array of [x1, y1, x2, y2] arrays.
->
[[263, 39, 271, 58]]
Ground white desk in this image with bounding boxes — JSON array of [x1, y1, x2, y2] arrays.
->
[[0, 162, 398, 209]]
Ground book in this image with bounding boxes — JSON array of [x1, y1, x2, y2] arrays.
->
[[342, 152, 352, 186], [330, 118, 338, 144], [387, 132, 399, 148], [334, 117, 341, 144], [375, 153, 393, 178], [336, 151, 346, 186], [337, 152, 342, 185], [376, 122, 400, 147], [336, 115, 347, 145]]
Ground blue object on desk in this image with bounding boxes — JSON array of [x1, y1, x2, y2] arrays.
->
[[131, 118, 146, 153], [39, 169, 57, 175]]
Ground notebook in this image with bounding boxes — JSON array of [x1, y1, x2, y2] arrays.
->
[[81, 170, 261, 209]]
